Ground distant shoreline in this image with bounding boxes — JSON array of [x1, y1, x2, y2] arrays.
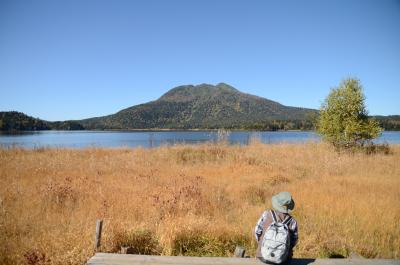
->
[[2, 128, 400, 133], [1, 128, 318, 133], [2, 111, 400, 132]]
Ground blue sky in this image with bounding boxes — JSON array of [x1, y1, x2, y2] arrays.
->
[[0, 0, 399, 121]]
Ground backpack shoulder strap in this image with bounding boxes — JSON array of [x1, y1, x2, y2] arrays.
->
[[283, 215, 292, 225], [270, 209, 278, 223]]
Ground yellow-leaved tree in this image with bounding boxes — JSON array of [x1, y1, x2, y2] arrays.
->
[[318, 78, 382, 148]]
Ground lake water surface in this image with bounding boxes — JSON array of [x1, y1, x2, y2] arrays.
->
[[0, 131, 399, 148]]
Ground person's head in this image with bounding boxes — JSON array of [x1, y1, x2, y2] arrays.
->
[[271, 191, 295, 213]]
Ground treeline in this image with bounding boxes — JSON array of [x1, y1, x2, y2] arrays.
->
[[205, 119, 316, 131], [208, 116, 400, 131], [237, 116, 400, 131], [0, 111, 84, 131], [0, 112, 316, 131], [0, 111, 51, 131], [50, 121, 85, 130], [1, 111, 400, 131], [374, 115, 400, 131]]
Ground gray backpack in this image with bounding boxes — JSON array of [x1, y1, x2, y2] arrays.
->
[[260, 210, 292, 264]]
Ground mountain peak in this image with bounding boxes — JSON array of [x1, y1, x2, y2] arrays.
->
[[216, 82, 238, 91], [158, 83, 239, 102]]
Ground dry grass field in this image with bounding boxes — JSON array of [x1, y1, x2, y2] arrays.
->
[[0, 142, 399, 265]]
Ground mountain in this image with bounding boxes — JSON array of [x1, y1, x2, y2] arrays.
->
[[2, 83, 399, 131], [79, 83, 318, 130]]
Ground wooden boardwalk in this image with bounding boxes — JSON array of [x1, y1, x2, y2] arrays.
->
[[87, 253, 400, 265], [88, 221, 399, 265]]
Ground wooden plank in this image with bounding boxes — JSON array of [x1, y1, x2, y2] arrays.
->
[[86, 253, 400, 265], [94, 219, 103, 252], [234, 246, 246, 258], [87, 254, 257, 265]]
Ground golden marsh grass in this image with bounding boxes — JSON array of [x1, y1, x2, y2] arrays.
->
[[0, 142, 399, 264]]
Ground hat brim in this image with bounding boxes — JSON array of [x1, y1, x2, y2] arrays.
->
[[272, 197, 295, 214]]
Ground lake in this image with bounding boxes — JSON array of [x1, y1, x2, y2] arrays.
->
[[0, 130, 399, 148]]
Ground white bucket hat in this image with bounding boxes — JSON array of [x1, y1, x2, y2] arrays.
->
[[271, 191, 295, 213]]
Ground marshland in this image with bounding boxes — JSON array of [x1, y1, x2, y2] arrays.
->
[[1, 142, 399, 265]]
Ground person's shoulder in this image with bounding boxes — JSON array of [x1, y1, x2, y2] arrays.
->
[[261, 210, 270, 216], [287, 214, 298, 224]]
